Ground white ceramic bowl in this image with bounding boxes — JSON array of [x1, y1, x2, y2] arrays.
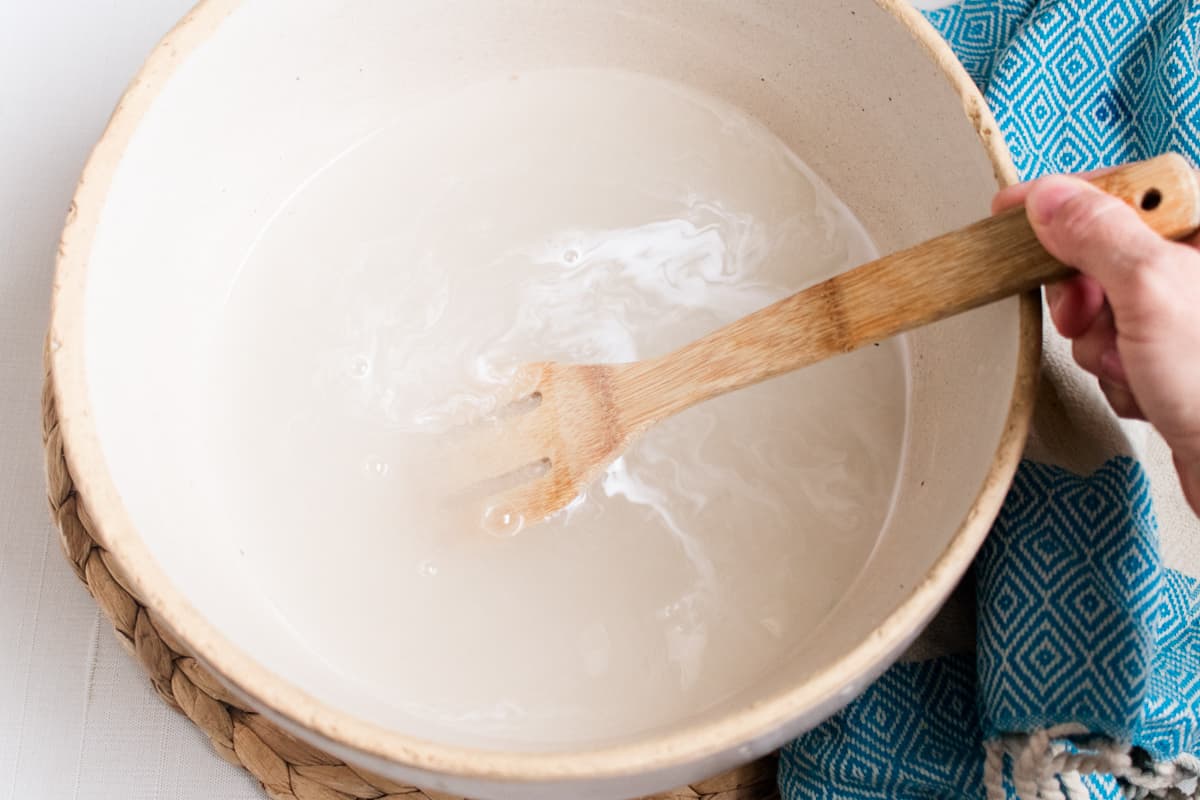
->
[[50, 1, 1036, 798]]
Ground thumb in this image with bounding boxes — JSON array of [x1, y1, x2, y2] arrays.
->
[[1025, 176, 1177, 323]]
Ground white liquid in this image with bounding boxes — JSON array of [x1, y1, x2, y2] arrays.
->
[[207, 68, 907, 748]]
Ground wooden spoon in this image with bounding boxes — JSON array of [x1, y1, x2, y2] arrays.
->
[[455, 154, 1200, 528]]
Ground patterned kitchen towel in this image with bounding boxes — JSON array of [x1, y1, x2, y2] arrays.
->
[[930, 0, 1200, 176], [781, 458, 1200, 800], [975, 458, 1200, 797], [779, 2, 1200, 798]]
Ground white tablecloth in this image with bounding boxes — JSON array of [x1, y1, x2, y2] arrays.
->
[[0, 4, 259, 798]]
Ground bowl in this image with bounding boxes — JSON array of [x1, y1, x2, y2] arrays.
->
[[49, 1, 1035, 798]]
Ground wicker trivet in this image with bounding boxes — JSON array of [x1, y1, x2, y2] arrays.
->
[[40, 356, 780, 800]]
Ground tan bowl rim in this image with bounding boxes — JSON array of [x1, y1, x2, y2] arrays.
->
[[49, 0, 1037, 783]]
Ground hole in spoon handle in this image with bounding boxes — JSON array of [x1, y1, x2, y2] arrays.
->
[[1088, 153, 1200, 240]]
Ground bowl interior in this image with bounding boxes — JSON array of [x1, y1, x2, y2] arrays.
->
[[62, 0, 1020, 762]]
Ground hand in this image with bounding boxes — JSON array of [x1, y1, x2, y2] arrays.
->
[[993, 172, 1200, 514]]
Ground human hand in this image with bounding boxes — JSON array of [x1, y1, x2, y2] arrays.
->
[[993, 171, 1200, 514]]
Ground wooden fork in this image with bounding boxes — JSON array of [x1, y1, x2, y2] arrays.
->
[[453, 155, 1200, 529]]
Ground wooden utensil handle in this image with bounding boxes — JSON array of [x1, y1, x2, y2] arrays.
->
[[811, 152, 1200, 345], [618, 154, 1200, 429]]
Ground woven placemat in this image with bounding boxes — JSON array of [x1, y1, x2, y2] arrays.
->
[[39, 355, 780, 800]]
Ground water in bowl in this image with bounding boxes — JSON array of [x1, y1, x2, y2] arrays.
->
[[206, 67, 908, 748]]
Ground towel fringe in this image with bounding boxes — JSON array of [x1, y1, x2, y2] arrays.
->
[[985, 726, 1200, 799]]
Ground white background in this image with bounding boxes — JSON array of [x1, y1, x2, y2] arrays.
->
[[0, 3, 259, 798]]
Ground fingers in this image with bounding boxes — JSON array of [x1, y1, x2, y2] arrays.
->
[[997, 168, 1200, 505], [1098, 347, 1129, 386], [1046, 275, 1105, 338], [1064, 301, 1140, 420], [1057, 294, 1141, 418], [993, 169, 1197, 430], [1023, 177, 1189, 334], [990, 166, 1119, 215], [1099, 378, 1146, 420], [1173, 452, 1200, 513], [1070, 303, 1117, 377], [1024, 176, 1169, 274]]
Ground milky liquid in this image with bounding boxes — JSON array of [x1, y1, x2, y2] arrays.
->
[[207, 68, 908, 748]]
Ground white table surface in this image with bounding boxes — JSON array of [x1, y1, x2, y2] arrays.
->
[[0, 4, 260, 798]]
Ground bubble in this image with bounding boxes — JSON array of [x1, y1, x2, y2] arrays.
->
[[49, 338, 62, 353], [363, 457, 390, 478], [563, 248, 580, 265], [349, 356, 371, 378], [482, 504, 525, 537], [418, 560, 439, 577]]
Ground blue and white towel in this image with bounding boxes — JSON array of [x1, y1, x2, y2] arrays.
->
[[779, 3, 1200, 798]]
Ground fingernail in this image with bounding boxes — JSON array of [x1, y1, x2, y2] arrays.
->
[[1026, 177, 1090, 226]]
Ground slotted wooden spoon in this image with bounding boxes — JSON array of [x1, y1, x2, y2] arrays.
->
[[455, 155, 1200, 528]]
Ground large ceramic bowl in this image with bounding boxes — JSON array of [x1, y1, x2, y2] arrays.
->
[[49, 1, 1035, 798]]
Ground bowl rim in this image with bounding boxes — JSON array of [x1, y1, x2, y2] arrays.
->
[[49, 0, 1038, 783]]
